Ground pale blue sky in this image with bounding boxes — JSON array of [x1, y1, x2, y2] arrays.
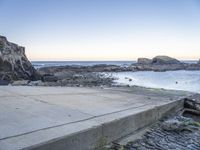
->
[[0, 0, 200, 60]]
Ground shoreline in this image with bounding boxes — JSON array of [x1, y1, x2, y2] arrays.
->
[[6, 67, 200, 94]]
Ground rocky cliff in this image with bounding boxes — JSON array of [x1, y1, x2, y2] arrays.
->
[[0, 36, 39, 82]]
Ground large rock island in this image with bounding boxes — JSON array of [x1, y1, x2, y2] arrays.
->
[[0, 36, 39, 84], [132, 55, 200, 71]]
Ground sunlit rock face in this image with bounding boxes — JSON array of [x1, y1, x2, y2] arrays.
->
[[0, 36, 39, 82], [137, 58, 152, 65]]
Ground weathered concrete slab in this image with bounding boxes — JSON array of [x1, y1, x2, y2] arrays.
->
[[0, 86, 191, 150]]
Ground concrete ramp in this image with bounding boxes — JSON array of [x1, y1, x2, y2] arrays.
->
[[0, 86, 190, 150]]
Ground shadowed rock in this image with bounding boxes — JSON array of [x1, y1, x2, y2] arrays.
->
[[152, 55, 181, 65], [0, 35, 40, 83]]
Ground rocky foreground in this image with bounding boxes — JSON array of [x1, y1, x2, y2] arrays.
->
[[108, 95, 200, 150], [1, 35, 200, 87]]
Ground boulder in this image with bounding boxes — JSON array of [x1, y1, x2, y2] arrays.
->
[[152, 56, 180, 65], [137, 58, 152, 64], [0, 36, 40, 82]]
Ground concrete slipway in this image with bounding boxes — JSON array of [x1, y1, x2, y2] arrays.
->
[[0, 86, 191, 150]]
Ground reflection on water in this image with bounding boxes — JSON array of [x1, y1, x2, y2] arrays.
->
[[110, 71, 200, 93]]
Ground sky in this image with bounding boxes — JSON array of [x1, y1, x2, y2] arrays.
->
[[0, 0, 200, 61]]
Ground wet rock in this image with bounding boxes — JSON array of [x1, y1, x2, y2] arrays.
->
[[42, 75, 58, 82], [0, 36, 40, 82], [0, 80, 9, 85], [162, 117, 195, 132], [184, 95, 200, 112], [38, 64, 132, 74], [28, 80, 44, 86], [111, 116, 200, 150], [124, 77, 132, 82]]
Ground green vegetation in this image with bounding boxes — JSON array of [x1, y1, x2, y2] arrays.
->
[[189, 121, 200, 127], [95, 137, 107, 150]]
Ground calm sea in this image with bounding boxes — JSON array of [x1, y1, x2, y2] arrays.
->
[[31, 60, 197, 69], [31, 61, 136, 69], [109, 70, 200, 93]]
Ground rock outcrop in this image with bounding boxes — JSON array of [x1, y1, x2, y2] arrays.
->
[[0, 36, 39, 83], [152, 55, 181, 64], [137, 55, 181, 65], [137, 58, 152, 65], [133, 56, 200, 71]]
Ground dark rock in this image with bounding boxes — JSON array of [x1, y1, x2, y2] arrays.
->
[[111, 116, 200, 150], [131, 55, 200, 71], [152, 55, 180, 65], [0, 80, 9, 85], [184, 95, 200, 112], [137, 58, 152, 64], [38, 64, 132, 74], [162, 117, 194, 132], [42, 75, 58, 82], [0, 36, 40, 82]]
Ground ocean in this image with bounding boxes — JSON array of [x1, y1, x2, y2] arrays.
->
[[31, 60, 197, 69], [31, 61, 135, 69], [108, 70, 200, 93]]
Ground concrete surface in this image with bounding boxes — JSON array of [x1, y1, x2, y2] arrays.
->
[[0, 86, 191, 150]]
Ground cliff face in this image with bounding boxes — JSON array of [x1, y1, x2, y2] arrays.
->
[[0, 36, 39, 82]]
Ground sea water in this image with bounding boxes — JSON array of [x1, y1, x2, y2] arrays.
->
[[31, 60, 197, 69], [31, 61, 135, 69], [109, 70, 200, 93]]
